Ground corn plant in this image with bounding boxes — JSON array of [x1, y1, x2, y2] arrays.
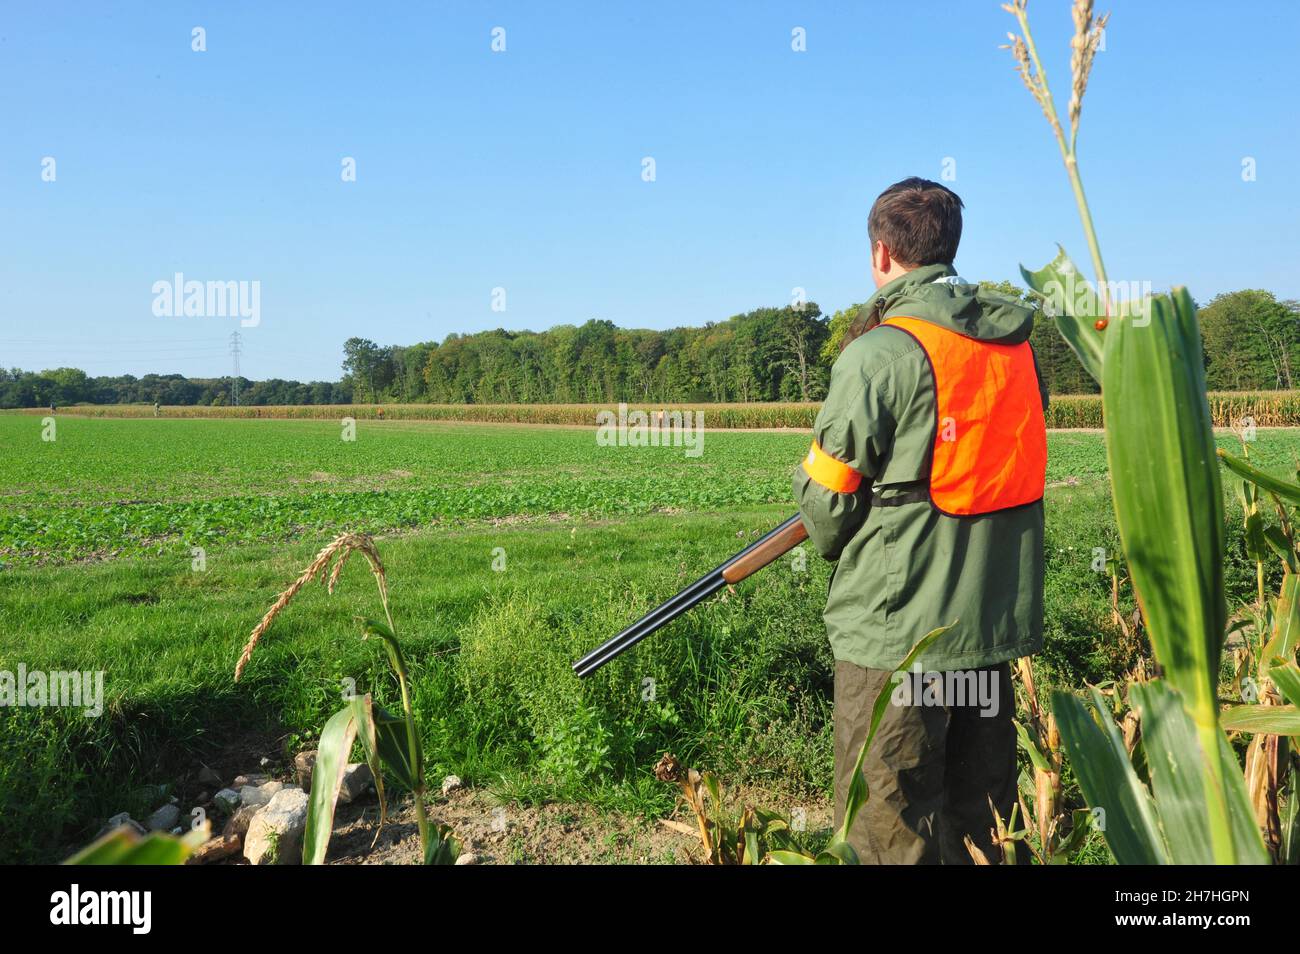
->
[[235, 532, 460, 865], [970, 656, 1145, 865], [1215, 448, 1300, 861], [653, 754, 805, 864], [1004, 0, 1275, 864], [994, 658, 1095, 864]]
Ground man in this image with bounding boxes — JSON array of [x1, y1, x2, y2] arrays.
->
[[794, 177, 1047, 864]]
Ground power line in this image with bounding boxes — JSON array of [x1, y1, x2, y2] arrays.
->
[[229, 331, 242, 406]]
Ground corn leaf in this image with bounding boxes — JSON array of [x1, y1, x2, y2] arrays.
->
[[1236, 478, 1256, 513], [1052, 687, 1167, 864], [359, 616, 407, 677], [1263, 525, 1296, 571], [369, 703, 420, 792], [1020, 246, 1104, 384], [1102, 289, 1225, 726], [1212, 733, 1271, 864], [350, 693, 388, 826], [1219, 449, 1300, 505], [816, 841, 860, 865], [1268, 661, 1300, 707], [65, 824, 208, 865], [767, 849, 817, 865], [1221, 704, 1300, 735], [423, 823, 462, 865], [303, 704, 358, 865], [1055, 809, 1094, 858], [1263, 574, 1300, 666], [358, 617, 424, 787], [1015, 720, 1052, 773], [1244, 512, 1269, 563], [1283, 765, 1300, 865], [1130, 680, 1228, 865]]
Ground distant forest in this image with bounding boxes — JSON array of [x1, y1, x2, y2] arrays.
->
[[2, 287, 1296, 409]]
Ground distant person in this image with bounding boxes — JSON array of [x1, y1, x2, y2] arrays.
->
[[794, 177, 1048, 864], [153, 401, 160, 418]]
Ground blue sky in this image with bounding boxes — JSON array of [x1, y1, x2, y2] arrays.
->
[[2, 1, 1297, 381]]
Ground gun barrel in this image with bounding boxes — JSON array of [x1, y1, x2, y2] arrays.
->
[[571, 514, 808, 678], [571, 571, 726, 678]]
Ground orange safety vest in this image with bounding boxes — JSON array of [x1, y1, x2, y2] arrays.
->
[[880, 315, 1046, 516]]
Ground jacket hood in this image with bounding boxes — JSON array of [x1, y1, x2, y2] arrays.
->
[[864, 263, 1036, 345]]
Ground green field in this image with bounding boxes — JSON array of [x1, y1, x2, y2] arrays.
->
[[0, 415, 1291, 862], [1, 417, 805, 562]]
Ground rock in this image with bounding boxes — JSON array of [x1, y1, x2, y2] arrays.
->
[[338, 763, 373, 804], [97, 812, 147, 839], [213, 788, 241, 814], [106, 811, 143, 830], [222, 805, 259, 839], [233, 773, 269, 788], [146, 804, 181, 831], [197, 764, 223, 787], [240, 781, 286, 810], [294, 751, 318, 791], [440, 775, 463, 796], [454, 852, 478, 866], [243, 788, 309, 865], [187, 834, 242, 865]]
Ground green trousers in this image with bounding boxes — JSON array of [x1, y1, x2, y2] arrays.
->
[[833, 659, 1019, 864]]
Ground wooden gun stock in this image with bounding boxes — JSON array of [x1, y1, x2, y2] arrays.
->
[[721, 517, 808, 583], [571, 514, 809, 678]]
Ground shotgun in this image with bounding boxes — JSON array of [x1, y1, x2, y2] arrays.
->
[[571, 514, 809, 678]]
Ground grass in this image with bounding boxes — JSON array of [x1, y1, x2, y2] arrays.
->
[[1, 417, 1295, 862], [2, 505, 831, 861]]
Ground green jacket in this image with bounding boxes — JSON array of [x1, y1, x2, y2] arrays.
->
[[794, 263, 1047, 671]]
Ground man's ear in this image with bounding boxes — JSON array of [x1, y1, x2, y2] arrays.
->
[[873, 241, 892, 273]]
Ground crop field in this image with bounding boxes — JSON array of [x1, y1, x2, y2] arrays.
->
[[0, 414, 1294, 863], [2, 417, 805, 562], [22, 389, 1300, 429]]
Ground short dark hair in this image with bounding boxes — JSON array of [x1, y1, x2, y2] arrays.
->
[[867, 177, 964, 266]]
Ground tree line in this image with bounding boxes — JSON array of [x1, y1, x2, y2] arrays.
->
[[342, 303, 832, 405], [0, 368, 351, 410], [2, 288, 1296, 409]]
